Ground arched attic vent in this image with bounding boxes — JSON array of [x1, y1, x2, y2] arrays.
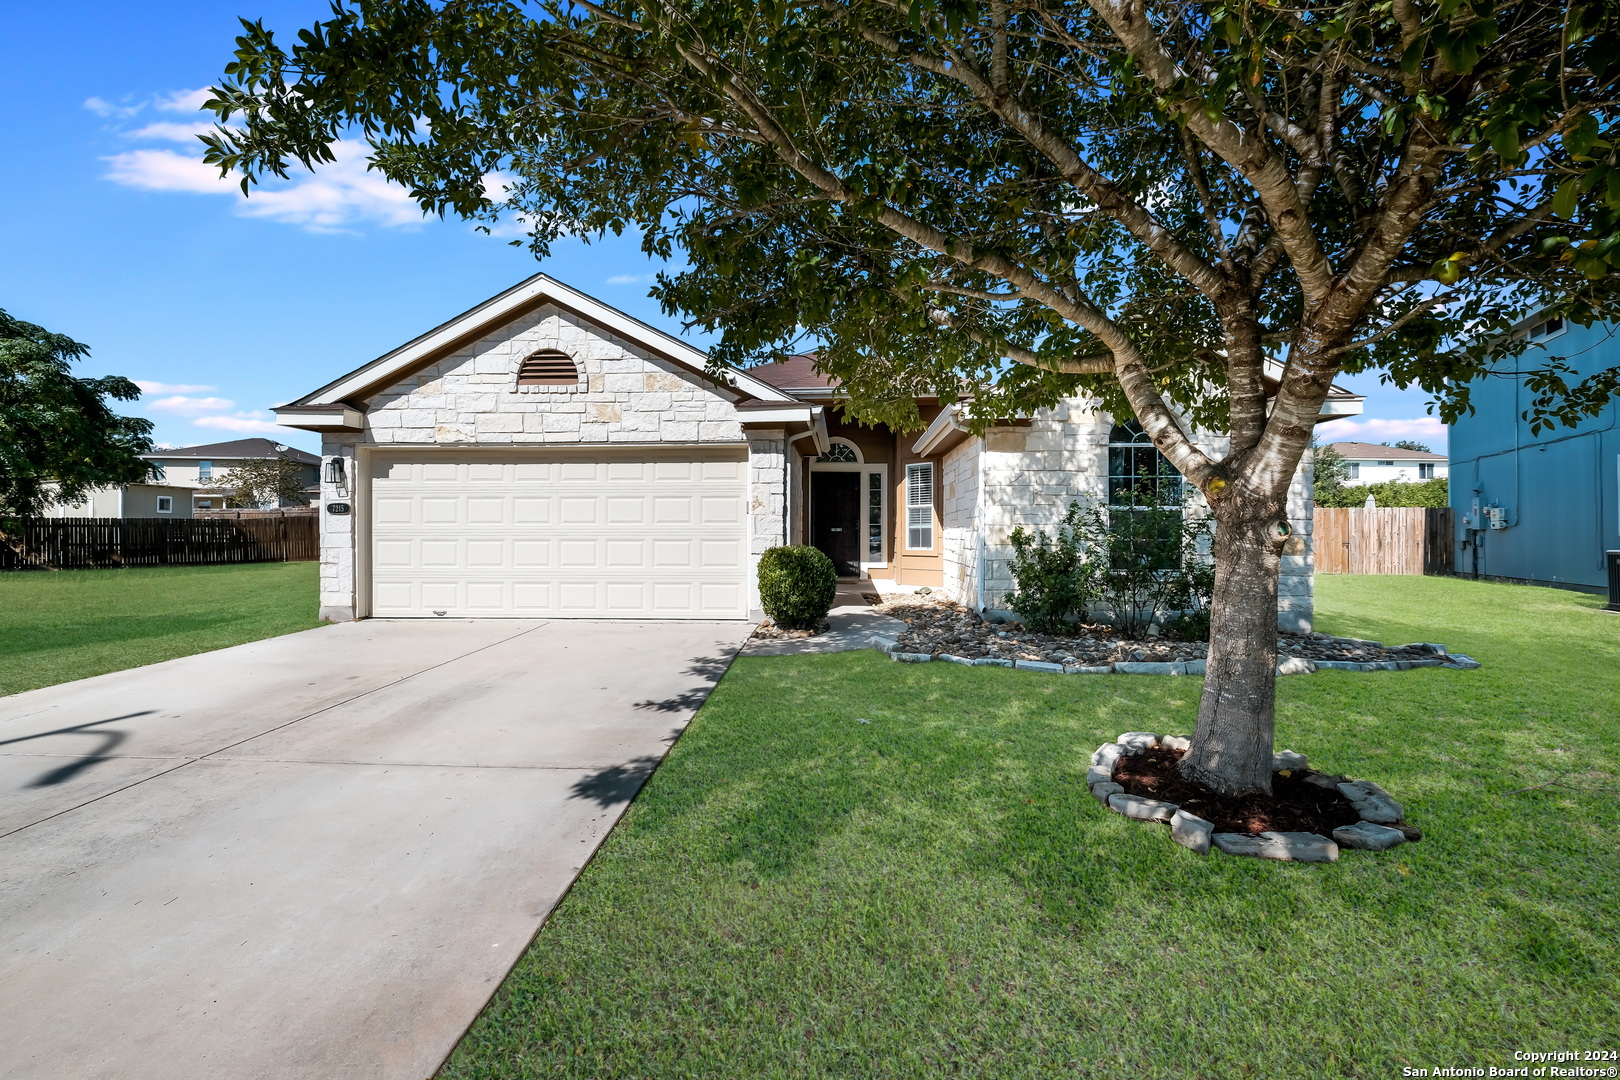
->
[[516, 349, 581, 387]]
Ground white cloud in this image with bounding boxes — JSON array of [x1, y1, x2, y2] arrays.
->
[[606, 274, 649, 285], [148, 395, 237, 414], [127, 121, 213, 144], [156, 88, 215, 113], [84, 96, 144, 118], [137, 380, 217, 395], [102, 133, 426, 232], [103, 148, 233, 195], [1327, 416, 1449, 444], [194, 412, 291, 435]]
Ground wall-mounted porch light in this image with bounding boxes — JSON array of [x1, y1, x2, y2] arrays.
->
[[323, 456, 346, 486]]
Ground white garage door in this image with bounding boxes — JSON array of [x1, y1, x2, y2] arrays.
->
[[368, 448, 748, 618]]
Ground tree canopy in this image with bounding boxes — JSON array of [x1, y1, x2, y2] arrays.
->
[[204, 0, 1620, 445], [0, 311, 155, 521], [217, 457, 313, 508], [200, 0, 1620, 794]]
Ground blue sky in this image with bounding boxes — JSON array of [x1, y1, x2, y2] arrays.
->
[[0, 1, 1444, 457]]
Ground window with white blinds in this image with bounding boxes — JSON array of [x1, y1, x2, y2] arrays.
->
[[906, 462, 934, 550]]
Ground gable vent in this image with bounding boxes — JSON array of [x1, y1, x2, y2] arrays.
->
[[517, 349, 580, 386]]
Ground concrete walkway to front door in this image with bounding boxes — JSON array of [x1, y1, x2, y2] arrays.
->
[[0, 618, 750, 1080]]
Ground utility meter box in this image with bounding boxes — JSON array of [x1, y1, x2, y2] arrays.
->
[[1485, 505, 1508, 530]]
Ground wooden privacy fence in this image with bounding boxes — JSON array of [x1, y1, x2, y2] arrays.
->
[[1315, 506, 1454, 575], [0, 515, 319, 570]]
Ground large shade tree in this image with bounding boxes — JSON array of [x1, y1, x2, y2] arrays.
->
[[0, 311, 155, 521], [205, 0, 1620, 795]]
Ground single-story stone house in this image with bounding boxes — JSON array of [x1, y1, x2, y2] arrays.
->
[[276, 274, 1363, 630]]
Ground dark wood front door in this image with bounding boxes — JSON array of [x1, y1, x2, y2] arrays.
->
[[811, 471, 861, 576]]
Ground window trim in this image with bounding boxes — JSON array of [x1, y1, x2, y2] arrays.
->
[[197, 460, 213, 482], [156, 496, 173, 514], [905, 461, 935, 551]]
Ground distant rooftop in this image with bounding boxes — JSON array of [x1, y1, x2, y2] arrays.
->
[[144, 438, 319, 465], [1329, 441, 1446, 462]]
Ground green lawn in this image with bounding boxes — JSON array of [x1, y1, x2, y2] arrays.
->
[[0, 562, 323, 697], [443, 575, 1619, 1080]]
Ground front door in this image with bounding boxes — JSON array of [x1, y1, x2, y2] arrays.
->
[[811, 472, 861, 577]]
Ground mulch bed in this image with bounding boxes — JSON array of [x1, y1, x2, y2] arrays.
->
[[750, 617, 830, 640], [872, 594, 1439, 667], [1113, 747, 1364, 835]]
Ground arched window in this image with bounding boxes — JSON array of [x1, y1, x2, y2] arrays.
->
[[817, 439, 861, 463], [1108, 422, 1182, 508], [1107, 421, 1184, 568], [516, 349, 580, 386]]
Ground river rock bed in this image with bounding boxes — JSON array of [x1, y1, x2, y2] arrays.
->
[[872, 594, 1447, 667]]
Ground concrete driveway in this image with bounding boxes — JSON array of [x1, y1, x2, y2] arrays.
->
[[0, 618, 750, 1080]]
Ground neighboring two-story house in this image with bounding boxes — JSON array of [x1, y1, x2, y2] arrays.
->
[[1449, 313, 1619, 592], [143, 439, 320, 511], [1328, 441, 1448, 486]]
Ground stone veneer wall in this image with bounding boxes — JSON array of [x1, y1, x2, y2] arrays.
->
[[940, 438, 982, 607], [971, 398, 1315, 633], [314, 303, 791, 621]]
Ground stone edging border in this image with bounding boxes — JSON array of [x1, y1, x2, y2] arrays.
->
[[866, 634, 1481, 675], [1088, 732, 1421, 862]]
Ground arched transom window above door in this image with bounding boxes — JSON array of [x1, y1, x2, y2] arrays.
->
[[817, 439, 861, 463], [513, 348, 584, 393]]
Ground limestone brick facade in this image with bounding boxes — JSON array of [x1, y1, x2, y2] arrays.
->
[[309, 303, 793, 621], [932, 398, 1315, 633]]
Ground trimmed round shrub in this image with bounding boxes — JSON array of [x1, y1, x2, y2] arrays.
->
[[757, 545, 838, 630]]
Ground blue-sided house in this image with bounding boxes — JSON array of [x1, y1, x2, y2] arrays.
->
[[1448, 313, 1620, 592]]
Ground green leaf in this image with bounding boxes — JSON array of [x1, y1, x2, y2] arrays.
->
[[1552, 178, 1579, 220]]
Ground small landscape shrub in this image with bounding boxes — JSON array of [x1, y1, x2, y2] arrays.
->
[[757, 545, 838, 630], [1004, 499, 1214, 639], [1005, 502, 1096, 634]]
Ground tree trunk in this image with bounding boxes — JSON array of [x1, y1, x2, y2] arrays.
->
[[1178, 503, 1284, 796]]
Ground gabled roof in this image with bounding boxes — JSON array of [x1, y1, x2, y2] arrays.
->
[[1329, 441, 1447, 462], [275, 274, 794, 430], [144, 438, 319, 465]]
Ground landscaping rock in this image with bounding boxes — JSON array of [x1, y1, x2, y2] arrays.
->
[[1181, 659, 1207, 675], [1064, 664, 1114, 675], [1116, 732, 1161, 752], [1395, 823, 1424, 842], [1170, 809, 1214, 855], [1090, 781, 1124, 805], [970, 657, 1014, 668], [938, 653, 975, 666], [1303, 772, 1347, 792], [1313, 659, 1369, 671], [1108, 793, 1180, 822], [1413, 642, 1450, 655], [891, 652, 933, 663], [1212, 831, 1339, 862], [1444, 654, 1482, 669], [1116, 661, 1183, 675], [1338, 780, 1405, 825], [1015, 659, 1065, 673], [1332, 821, 1407, 851], [1090, 743, 1126, 769], [868, 634, 899, 654], [1272, 750, 1308, 773], [1160, 735, 1191, 753], [1086, 765, 1115, 787], [1276, 656, 1316, 675]]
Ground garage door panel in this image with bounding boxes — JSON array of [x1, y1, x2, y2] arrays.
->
[[370, 448, 748, 618]]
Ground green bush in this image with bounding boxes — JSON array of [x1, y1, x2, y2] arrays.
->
[[1315, 476, 1449, 508], [1004, 499, 1214, 640], [1005, 502, 1097, 634], [756, 545, 838, 630]]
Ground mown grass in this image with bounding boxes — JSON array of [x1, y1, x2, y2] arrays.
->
[[443, 575, 1619, 1080], [0, 562, 323, 697]]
